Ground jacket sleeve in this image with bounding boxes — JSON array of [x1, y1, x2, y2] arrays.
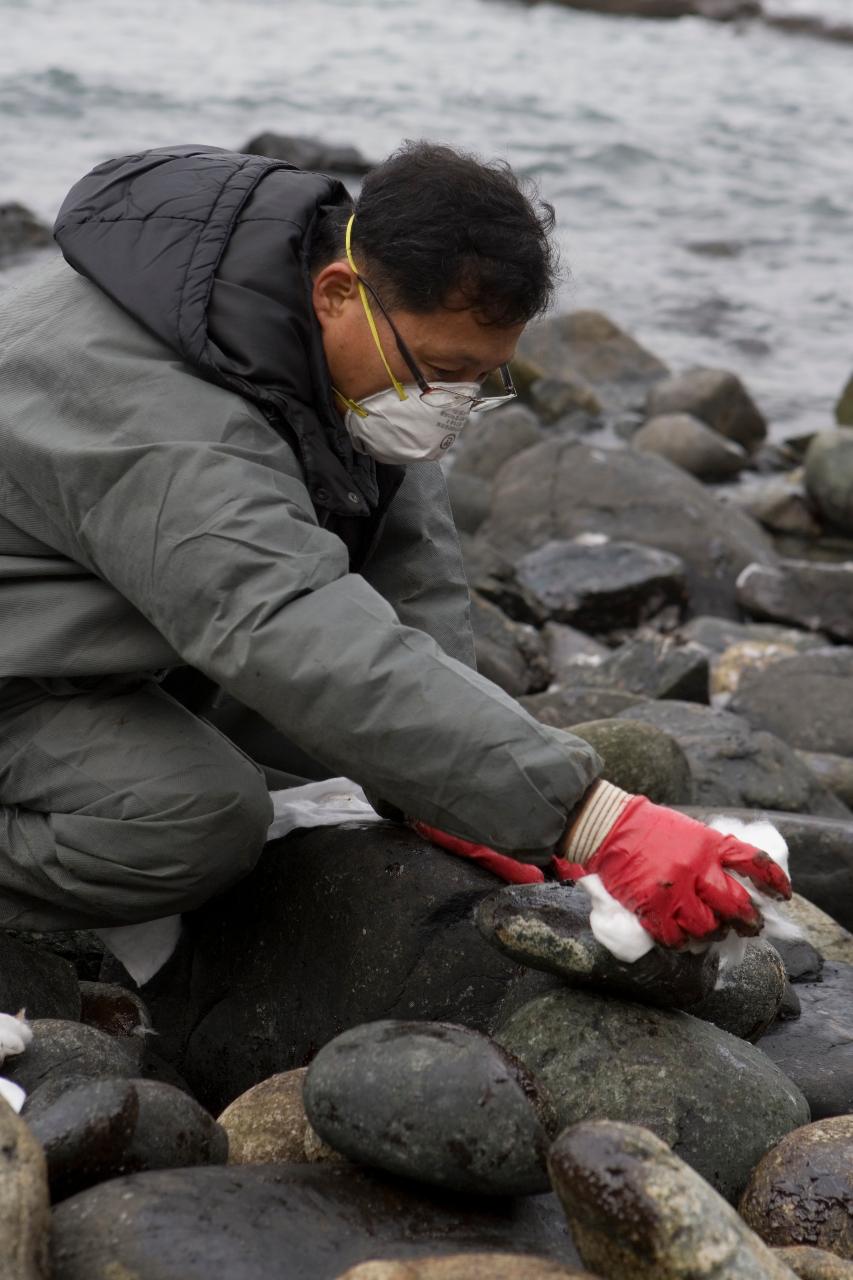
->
[[16, 418, 602, 857], [360, 462, 476, 670]]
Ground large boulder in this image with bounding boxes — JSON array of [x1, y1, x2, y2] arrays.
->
[[562, 718, 693, 804], [804, 429, 853, 533], [729, 649, 853, 758], [50, 1164, 583, 1280], [614, 700, 847, 818], [479, 439, 776, 617], [0, 933, 81, 1020], [516, 311, 669, 413], [243, 131, 373, 173], [737, 562, 853, 642], [740, 1116, 853, 1259], [496, 987, 810, 1202], [632, 412, 748, 480], [646, 367, 767, 451], [4, 1019, 142, 1096]]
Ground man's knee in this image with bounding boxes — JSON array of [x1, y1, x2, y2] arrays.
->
[[177, 755, 273, 905]]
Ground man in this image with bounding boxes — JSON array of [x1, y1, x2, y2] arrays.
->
[[0, 141, 788, 943]]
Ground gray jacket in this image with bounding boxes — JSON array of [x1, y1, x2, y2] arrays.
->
[[0, 146, 600, 855]]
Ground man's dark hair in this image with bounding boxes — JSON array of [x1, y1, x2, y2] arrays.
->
[[310, 141, 558, 327]]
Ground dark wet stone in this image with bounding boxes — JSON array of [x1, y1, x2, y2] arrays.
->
[[740, 1116, 853, 1259], [595, 632, 709, 701], [548, 1120, 796, 1280], [633, 412, 748, 480], [496, 987, 810, 1202], [469, 591, 550, 697], [616, 701, 847, 818], [646, 366, 767, 451], [0, 932, 81, 1020], [0, 201, 52, 262], [479, 438, 775, 617], [758, 961, 853, 1120], [50, 1163, 583, 1280], [304, 1021, 557, 1196], [805, 429, 853, 533], [4, 1018, 142, 1095], [773, 937, 825, 985], [737, 563, 853, 643], [4, 928, 107, 981], [243, 131, 373, 173], [78, 981, 151, 1039], [730, 648, 853, 758], [561, 718, 693, 805], [476, 881, 716, 1009], [508, 538, 687, 631], [27, 1076, 226, 1202], [688, 940, 787, 1042], [521, 687, 650, 729]]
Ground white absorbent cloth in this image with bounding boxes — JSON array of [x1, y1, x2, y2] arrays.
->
[[579, 815, 803, 978], [95, 778, 384, 986], [0, 1011, 32, 1112]]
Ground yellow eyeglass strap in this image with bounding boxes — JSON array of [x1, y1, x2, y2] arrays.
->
[[345, 214, 407, 402]]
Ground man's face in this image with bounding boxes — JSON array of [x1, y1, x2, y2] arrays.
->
[[312, 260, 524, 409]]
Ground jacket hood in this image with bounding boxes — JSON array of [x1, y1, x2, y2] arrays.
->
[[54, 144, 383, 516]]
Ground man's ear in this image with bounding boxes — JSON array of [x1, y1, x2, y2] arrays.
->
[[312, 261, 358, 328]]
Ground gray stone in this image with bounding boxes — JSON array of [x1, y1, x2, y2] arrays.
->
[[0, 932, 81, 1020], [679, 616, 829, 658], [451, 403, 545, 482], [543, 622, 610, 683], [729, 648, 853, 758], [496, 987, 810, 1202], [243, 131, 372, 173], [521, 686, 650, 729], [548, 1120, 797, 1280], [469, 591, 549, 697], [740, 1116, 853, 1259], [597, 631, 709, 701], [517, 310, 669, 413], [0, 201, 52, 263], [723, 474, 822, 538], [615, 701, 847, 818], [563, 718, 693, 804], [480, 439, 776, 618], [476, 881, 717, 1008], [1, 928, 106, 981], [711, 638, 821, 703], [529, 376, 602, 423], [804, 429, 853, 533], [633, 412, 748, 480], [305, 1021, 557, 1196], [50, 1164, 583, 1280], [797, 752, 853, 810], [646, 367, 767, 451], [773, 1246, 853, 1279], [772, 935, 824, 985], [688, 940, 787, 1042], [444, 469, 491, 534], [757, 961, 853, 1120], [3, 1018, 142, 1095], [0, 1094, 51, 1280], [26, 1076, 227, 1201], [510, 538, 687, 630], [737, 561, 853, 643]]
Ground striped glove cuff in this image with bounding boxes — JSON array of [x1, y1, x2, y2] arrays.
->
[[559, 779, 633, 865]]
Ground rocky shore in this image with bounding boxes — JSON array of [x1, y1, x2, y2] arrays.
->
[[2, 188, 853, 1278]]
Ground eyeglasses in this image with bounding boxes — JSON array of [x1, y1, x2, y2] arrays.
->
[[355, 272, 518, 413]]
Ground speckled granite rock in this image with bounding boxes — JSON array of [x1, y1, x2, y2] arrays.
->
[[218, 1068, 342, 1166], [688, 940, 787, 1042], [0, 1092, 51, 1279]]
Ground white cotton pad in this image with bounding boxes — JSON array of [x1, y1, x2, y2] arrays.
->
[[0, 1011, 32, 1064], [0, 1077, 26, 1113], [579, 873, 655, 962]]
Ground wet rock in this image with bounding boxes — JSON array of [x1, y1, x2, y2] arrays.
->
[[469, 591, 550, 697], [0, 1093, 51, 1279], [740, 1116, 853, 1259], [218, 1068, 342, 1165], [0, 201, 52, 263], [529, 375, 602, 423], [243, 131, 372, 173], [632, 412, 748, 480], [497, 986, 810, 1202], [688, 940, 787, 1042], [729, 649, 853, 758], [508, 538, 687, 631], [521, 686, 650, 729], [548, 1120, 797, 1279], [78, 981, 151, 1039], [304, 1021, 557, 1196], [476, 881, 716, 1007], [480, 438, 776, 618], [26, 1076, 226, 1201], [563, 718, 693, 804], [596, 631, 709, 701], [804, 429, 853, 533], [517, 310, 669, 413], [2, 929, 106, 981], [0, 932, 81, 1021], [543, 622, 610, 683], [771, 932, 824, 985], [837, 375, 853, 428], [615, 701, 847, 817], [737, 562, 853, 643], [153, 825, 556, 1113], [451, 403, 545, 481], [336, 1257, 593, 1278], [797, 753, 853, 811], [50, 1163, 582, 1280], [3, 1019, 142, 1095], [722, 474, 822, 539], [646, 367, 767, 451], [757, 962, 853, 1120], [784, 895, 853, 966], [774, 1246, 853, 1279]]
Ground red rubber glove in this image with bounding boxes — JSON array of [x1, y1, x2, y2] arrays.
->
[[561, 790, 793, 949], [410, 821, 546, 885]]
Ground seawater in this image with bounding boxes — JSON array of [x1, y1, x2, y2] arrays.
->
[[1, 0, 851, 435]]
